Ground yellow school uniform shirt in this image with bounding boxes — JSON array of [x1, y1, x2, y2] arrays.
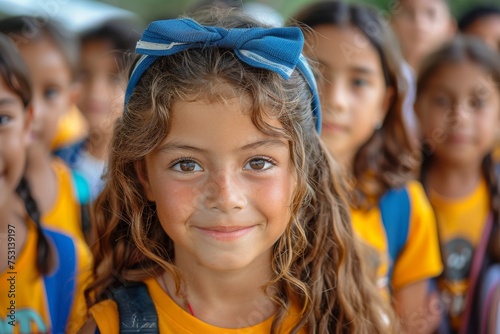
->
[[42, 158, 85, 241], [351, 180, 443, 293], [0, 220, 92, 334], [90, 277, 307, 334], [428, 178, 489, 330]]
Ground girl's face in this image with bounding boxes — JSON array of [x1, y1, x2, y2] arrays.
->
[[18, 40, 76, 151], [137, 94, 296, 273], [78, 40, 124, 136], [309, 25, 391, 166], [0, 77, 31, 208], [416, 61, 500, 165]]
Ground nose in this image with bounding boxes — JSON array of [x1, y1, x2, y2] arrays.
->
[[203, 170, 247, 213], [448, 103, 470, 129], [321, 78, 348, 115]]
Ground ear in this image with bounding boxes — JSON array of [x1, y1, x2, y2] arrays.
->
[[378, 86, 395, 125], [134, 159, 155, 202]]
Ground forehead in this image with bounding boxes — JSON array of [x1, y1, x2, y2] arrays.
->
[[308, 25, 382, 71], [423, 61, 495, 93], [400, 0, 448, 10], [17, 40, 72, 79]]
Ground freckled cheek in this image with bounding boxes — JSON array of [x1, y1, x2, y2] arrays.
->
[[154, 180, 201, 225], [251, 173, 295, 223]]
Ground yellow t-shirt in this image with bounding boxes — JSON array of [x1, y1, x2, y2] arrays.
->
[[90, 277, 306, 334], [428, 178, 489, 330], [351, 181, 443, 293], [42, 158, 85, 241], [0, 221, 92, 334]]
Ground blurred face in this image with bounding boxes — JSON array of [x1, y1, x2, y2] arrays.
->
[[0, 78, 31, 208], [308, 25, 391, 166], [137, 95, 296, 273], [416, 62, 500, 166], [18, 40, 75, 151], [391, 0, 454, 69], [78, 40, 124, 136], [464, 15, 500, 53]]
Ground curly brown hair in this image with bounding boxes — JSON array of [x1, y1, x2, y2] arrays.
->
[[85, 9, 395, 333], [292, 1, 416, 210]]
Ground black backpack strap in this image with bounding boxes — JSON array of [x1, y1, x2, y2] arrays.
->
[[111, 282, 159, 333]]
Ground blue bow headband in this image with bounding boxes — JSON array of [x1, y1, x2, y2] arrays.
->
[[126, 18, 321, 133]]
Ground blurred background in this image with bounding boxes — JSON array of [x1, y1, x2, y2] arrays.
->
[[0, 0, 499, 33]]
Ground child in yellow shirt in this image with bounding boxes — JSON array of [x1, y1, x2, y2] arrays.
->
[[79, 9, 395, 334]]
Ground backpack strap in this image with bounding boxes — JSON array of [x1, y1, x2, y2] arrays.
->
[[459, 213, 494, 334], [111, 282, 159, 333], [379, 187, 411, 281], [43, 228, 77, 334]]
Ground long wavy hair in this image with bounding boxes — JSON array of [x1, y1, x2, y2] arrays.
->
[[86, 9, 395, 333], [417, 36, 500, 263], [292, 1, 415, 209]]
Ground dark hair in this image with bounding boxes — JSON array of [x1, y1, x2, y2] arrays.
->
[[80, 19, 141, 69], [0, 16, 79, 79], [0, 32, 31, 107], [459, 5, 500, 32], [292, 0, 413, 209], [16, 178, 52, 274], [417, 36, 500, 262], [0, 33, 52, 274]]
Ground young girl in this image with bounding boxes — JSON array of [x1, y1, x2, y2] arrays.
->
[[56, 20, 140, 203], [0, 33, 91, 334], [415, 36, 500, 333], [293, 1, 443, 332], [0, 17, 87, 241], [79, 10, 394, 334]]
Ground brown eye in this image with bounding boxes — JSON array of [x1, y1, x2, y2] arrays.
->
[[171, 160, 202, 172], [244, 158, 275, 171], [249, 159, 265, 170]]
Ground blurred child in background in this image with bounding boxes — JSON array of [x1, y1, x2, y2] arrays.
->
[[0, 17, 87, 241], [416, 36, 500, 333], [293, 2, 443, 332], [459, 5, 500, 54], [56, 20, 140, 203], [391, 0, 456, 71], [0, 32, 91, 334]]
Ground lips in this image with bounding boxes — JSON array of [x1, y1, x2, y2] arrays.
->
[[194, 225, 255, 242], [322, 121, 348, 133]]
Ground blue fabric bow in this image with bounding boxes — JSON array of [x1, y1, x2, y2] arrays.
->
[[126, 18, 321, 133]]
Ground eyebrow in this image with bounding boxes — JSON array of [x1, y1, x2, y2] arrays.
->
[[350, 66, 376, 75], [316, 60, 375, 75], [0, 97, 19, 107], [158, 138, 288, 154]]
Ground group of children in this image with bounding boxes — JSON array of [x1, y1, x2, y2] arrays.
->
[[0, 0, 500, 333]]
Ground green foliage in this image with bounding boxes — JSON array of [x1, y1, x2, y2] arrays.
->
[[98, 0, 500, 23]]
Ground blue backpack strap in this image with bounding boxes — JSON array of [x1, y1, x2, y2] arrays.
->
[[379, 187, 411, 281], [43, 228, 77, 334], [112, 282, 159, 333]]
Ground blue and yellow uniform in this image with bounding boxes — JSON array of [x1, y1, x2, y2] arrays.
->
[[0, 220, 92, 334], [351, 180, 443, 295]]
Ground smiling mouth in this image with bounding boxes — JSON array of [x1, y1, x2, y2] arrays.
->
[[195, 226, 255, 241], [322, 122, 348, 133]]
